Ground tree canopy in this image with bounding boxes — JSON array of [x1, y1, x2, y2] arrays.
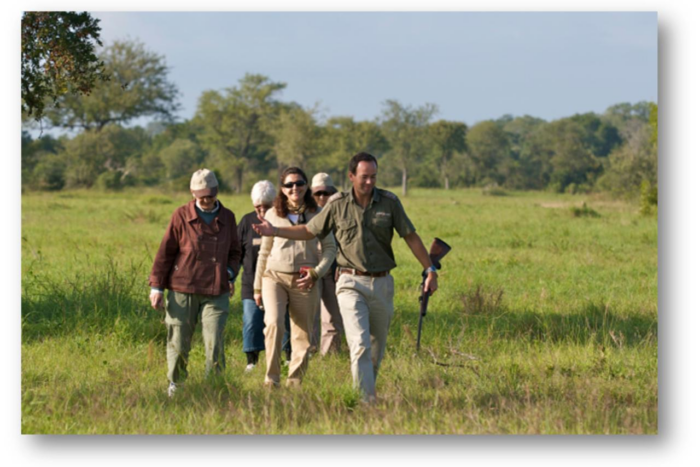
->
[[195, 74, 286, 192], [21, 11, 107, 121], [380, 100, 437, 195], [45, 40, 180, 131]]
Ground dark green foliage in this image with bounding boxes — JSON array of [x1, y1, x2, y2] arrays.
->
[[569, 113, 622, 158], [195, 74, 285, 193], [32, 156, 66, 191], [21, 12, 107, 120], [639, 180, 657, 216], [21, 80, 656, 198], [94, 171, 123, 191], [45, 39, 180, 131], [570, 203, 600, 218], [22, 131, 65, 188], [380, 100, 437, 196], [466, 121, 511, 186], [481, 184, 508, 197], [59, 125, 148, 188], [428, 120, 468, 190]]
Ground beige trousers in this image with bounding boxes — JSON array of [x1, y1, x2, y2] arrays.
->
[[335, 273, 394, 398], [262, 270, 319, 386]]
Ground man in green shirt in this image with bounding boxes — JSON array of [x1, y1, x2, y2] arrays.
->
[[253, 152, 438, 401]]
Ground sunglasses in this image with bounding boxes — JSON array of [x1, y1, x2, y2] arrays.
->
[[282, 180, 307, 189], [313, 191, 331, 197]]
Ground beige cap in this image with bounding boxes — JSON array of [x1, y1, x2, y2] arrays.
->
[[190, 168, 218, 197], [311, 172, 337, 194]]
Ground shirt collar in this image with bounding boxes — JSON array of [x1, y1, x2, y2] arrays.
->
[[196, 199, 220, 213], [351, 188, 380, 208], [186, 199, 226, 224]]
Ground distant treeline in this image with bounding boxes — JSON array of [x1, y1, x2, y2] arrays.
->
[[21, 41, 657, 202]]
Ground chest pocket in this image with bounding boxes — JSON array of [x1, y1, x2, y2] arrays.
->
[[335, 219, 359, 245], [371, 211, 392, 228]]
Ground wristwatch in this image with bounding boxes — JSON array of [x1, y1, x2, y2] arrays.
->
[[425, 265, 437, 275]]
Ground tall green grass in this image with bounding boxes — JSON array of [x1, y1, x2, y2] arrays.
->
[[21, 188, 657, 434]]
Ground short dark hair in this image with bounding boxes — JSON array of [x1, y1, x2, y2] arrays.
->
[[273, 167, 318, 217], [349, 152, 378, 175]]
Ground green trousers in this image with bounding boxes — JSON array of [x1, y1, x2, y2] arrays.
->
[[165, 290, 229, 384]]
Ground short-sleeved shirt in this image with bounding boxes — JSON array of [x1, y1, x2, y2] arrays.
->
[[306, 188, 415, 273]]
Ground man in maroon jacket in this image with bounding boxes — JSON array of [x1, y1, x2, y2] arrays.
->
[[149, 169, 242, 397]]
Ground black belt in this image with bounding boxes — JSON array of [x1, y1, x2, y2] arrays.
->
[[338, 267, 389, 278]]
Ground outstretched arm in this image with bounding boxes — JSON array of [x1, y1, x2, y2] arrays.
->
[[252, 214, 316, 240], [403, 232, 438, 295]]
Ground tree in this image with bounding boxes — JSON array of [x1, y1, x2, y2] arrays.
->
[[501, 115, 547, 189], [22, 131, 65, 189], [272, 105, 321, 171], [159, 139, 205, 182], [603, 102, 652, 133], [195, 74, 286, 192], [649, 102, 658, 153], [45, 40, 180, 131], [21, 12, 107, 121], [59, 124, 148, 188], [569, 112, 622, 158], [466, 120, 511, 186], [319, 117, 388, 189], [596, 122, 655, 197], [427, 120, 467, 190], [380, 100, 437, 196], [543, 119, 603, 192]]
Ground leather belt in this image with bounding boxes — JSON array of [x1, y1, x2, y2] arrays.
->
[[338, 267, 389, 277]]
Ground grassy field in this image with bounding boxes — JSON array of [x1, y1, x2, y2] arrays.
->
[[21, 187, 657, 434]]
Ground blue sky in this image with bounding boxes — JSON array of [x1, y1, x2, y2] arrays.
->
[[91, 11, 657, 126]]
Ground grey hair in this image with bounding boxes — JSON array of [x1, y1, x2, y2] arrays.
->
[[251, 180, 276, 206]]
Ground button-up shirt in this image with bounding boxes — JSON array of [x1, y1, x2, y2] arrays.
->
[[306, 188, 415, 273], [149, 199, 241, 295]]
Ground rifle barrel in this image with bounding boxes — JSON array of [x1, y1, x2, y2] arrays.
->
[[416, 277, 429, 351]]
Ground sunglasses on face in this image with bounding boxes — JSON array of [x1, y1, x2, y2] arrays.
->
[[282, 180, 307, 189], [313, 191, 331, 197]]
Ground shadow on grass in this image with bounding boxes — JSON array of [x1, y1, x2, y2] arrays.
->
[[487, 303, 657, 347], [396, 295, 656, 349]]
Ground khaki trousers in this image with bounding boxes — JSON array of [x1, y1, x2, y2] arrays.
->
[[311, 274, 345, 355], [262, 270, 319, 385], [165, 291, 229, 384], [335, 273, 394, 398]]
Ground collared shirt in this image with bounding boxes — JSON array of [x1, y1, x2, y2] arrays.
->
[[306, 188, 415, 273]]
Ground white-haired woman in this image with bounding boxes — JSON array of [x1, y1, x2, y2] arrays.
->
[[237, 180, 276, 371]]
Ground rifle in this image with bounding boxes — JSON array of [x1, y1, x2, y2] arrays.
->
[[416, 237, 452, 351]]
